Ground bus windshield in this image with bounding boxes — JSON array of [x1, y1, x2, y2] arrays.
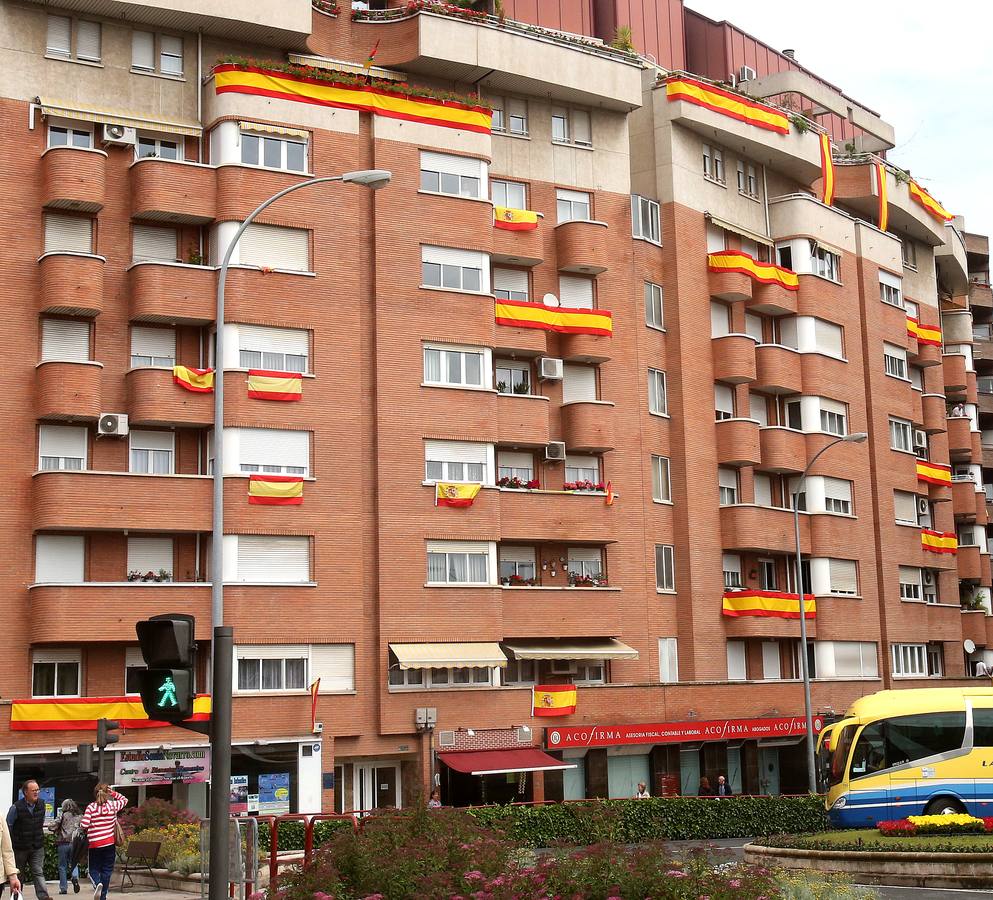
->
[[829, 723, 856, 787]]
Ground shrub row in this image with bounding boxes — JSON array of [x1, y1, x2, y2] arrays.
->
[[758, 832, 993, 854]]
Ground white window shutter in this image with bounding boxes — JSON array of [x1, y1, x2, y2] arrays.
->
[[499, 546, 536, 564], [659, 637, 678, 683], [159, 34, 183, 74], [133, 225, 178, 262], [421, 245, 488, 269], [823, 477, 852, 503], [753, 473, 772, 506], [715, 384, 735, 416], [76, 20, 101, 61], [762, 642, 781, 679], [497, 451, 533, 469], [127, 537, 174, 573], [710, 301, 729, 337], [557, 188, 589, 205], [131, 326, 176, 361], [493, 268, 528, 295], [828, 559, 858, 594], [894, 491, 917, 523], [235, 535, 310, 582], [424, 440, 488, 466], [35, 535, 84, 582], [41, 319, 90, 362], [718, 468, 738, 490], [899, 565, 921, 583], [426, 540, 489, 554], [239, 428, 310, 472], [562, 364, 597, 403], [727, 641, 746, 680], [558, 275, 594, 309], [39, 424, 87, 461], [236, 644, 308, 661], [749, 393, 768, 425], [744, 313, 763, 342], [879, 269, 902, 290], [814, 319, 843, 356], [44, 214, 92, 254], [132, 30, 155, 70], [310, 645, 355, 692], [46, 15, 71, 55], [239, 224, 309, 271], [819, 397, 846, 416], [130, 430, 174, 451], [420, 151, 484, 179], [706, 222, 725, 252], [567, 547, 601, 563], [238, 325, 309, 357]]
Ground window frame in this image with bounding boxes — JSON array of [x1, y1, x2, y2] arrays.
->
[[46, 15, 102, 64], [736, 159, 759, 199], [240, 130, 308, 174], [644, 281, 664, 330], [426, 546, 490, 585], [423, 343, 488, 389], [32, 651, 81, 698], [813, 245, 841, 282], [556, 188, 592, 224], [655, 544, 675, 592], [132, 29, 184, 78], [491, 179, 527, 210], [489, 95, 529, 138], [648, 368, 668, 416], [889, 417, 913, 453], [631, 194, 661, 244], [47, 124, 94, 149], [651, 454, 671, 504], [702, 143, 725, 184], [551, 105, 592, 148], [419, 152, 484, 200], [420, 246, 487, 294], [883, 343, 908, 380], [236, 652, 309, 693]]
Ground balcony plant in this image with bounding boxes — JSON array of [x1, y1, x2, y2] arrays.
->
[[500, 574, 538, 587], [312, 0, 340, 14], [497, 476, 539, 490], [563, 480, 606, 492], [511, 380, 531, 395], [569, 573, 607, 588]]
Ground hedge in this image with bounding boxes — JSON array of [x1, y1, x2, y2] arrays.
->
[[758, 832, 993, 854], [258, 817, 355, 853]]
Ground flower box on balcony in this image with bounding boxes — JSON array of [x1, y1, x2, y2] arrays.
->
[[563, 480, 606, 492], [501, 575, 539, 587], [569, 575, 608, 588], [498, 476, 540, 490]]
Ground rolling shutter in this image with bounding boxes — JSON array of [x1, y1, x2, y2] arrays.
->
[[567, 547, 601, 563], [557, 188, 589, 205], [828, 559, 858, 595], [39, 425, 87, 463], [814, 319, 843, 356], [744, 313, 763, 342], [499, 546, 535, 564], [726, 641, 746, 680], [424, 440, 487, 466], [899, 565, 921, 584], [130, 429, 174, 452], [426, 540, 489, 554], [753, 473, 772, 506], [238, 325, 309, 358], [710, 301, 730, 337], [239, 428, 310, 472], [236, 535, 310, 583], [41, 318, 89, 361], [497, 451, 533, 470], [35, 535, 84, 583], [715, 384, 735, 417], [820, 397, 846, 417], [236, 644, 308, 660], [558, 275, 594, 309], [127, 537, 174, 574], [879, 269, 902, 290], [421, 245, 487, 269], [77, 20, 101, 61], [239, 224, 309, 271], [823, 477, 852, 504], [493, 268, 528, 295], [133, 225, 178, 262], [311, 645, 355, 692], [749, 393, 768, 425], [562, 364, 597, 403], [420, 151, 484, 179], [718, 468, 738, 492], [44, 213, 92, 254], [132, 30, 155, 70], [131, 326, 176, 361], [46, 15, 71, 55], [762, 642, 781, 679], [894, 491, 918, 524]]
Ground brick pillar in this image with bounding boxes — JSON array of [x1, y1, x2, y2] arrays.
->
[[320, 737, 335, 813], [420, 729, 434, 801], [531, 768, 545, 803]]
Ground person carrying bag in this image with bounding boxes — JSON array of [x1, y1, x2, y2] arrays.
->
[[78, 784, 127, 900]]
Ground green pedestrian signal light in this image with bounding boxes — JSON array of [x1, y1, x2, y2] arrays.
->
[[135, 614, 197, 724], [137, 669, 194, 722]]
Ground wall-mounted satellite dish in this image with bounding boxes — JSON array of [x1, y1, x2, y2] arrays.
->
[[542, 293, 560, 308], [964, 639, 977, 654]]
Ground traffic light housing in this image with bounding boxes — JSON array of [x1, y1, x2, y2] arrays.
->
[[96, 719, 120, 750], [135, 614, 196, 724]]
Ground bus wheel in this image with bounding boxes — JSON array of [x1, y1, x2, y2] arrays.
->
[[924, 797, 966, 816]]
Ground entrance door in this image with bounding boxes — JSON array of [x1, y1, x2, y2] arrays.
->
[[563, 757, 586, 800], [606, 754, 650, 798], [679, 747, 700, 796], [353, 763, 400, 813], [758, 747, 780, 795]]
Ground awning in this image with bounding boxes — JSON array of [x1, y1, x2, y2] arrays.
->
[[239, 121, 309, 140], [705, 213, 774, 248], [502, 638, 639, 661], [439, 749, 576, 776], [38, 100, 201, 136], [389, 642, 507, 670], [288, 53, 406, 82]]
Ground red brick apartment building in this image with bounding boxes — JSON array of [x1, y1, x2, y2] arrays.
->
[[0, 0, 988, 813]]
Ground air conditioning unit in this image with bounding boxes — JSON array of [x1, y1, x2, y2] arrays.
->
[[918, 497, 930, 515], [550, 660, 578, 676], [913, 429, 927, 448], [738, 65, 757, 82], [437, 730, 456, 749], [545, 441, 566, 462], [538, 357, 564, 380], [923, 570, 934, 585], [102, 123, 137, 146], [98, 413, 129, 437]]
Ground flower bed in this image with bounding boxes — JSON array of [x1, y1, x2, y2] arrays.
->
[[878, 814, 993, 837], [497, 475, 539, 489]]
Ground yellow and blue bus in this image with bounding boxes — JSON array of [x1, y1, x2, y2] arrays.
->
[[820, 687, 993, 827]]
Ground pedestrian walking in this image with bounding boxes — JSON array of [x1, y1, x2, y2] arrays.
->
[[715, 774, 734, 797], [0, 814, 22, 898], [49, 801, 81, 895], [633, 782, 651, 799], [6, 779, 50, 899], [78, 784, 127, 900]]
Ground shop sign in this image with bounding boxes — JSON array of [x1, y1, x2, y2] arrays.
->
[[546, 715, 823, 750], [230, 775, 249, 815], [115, 748, 211, 786]]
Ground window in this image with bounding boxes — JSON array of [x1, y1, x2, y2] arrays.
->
[[718, 468, 738, 506], [727, 640, 746, 681], [879, 270, 903, 308], [498, 450, 533, 483], [421, 245, 487, 293], [427, 541, 489, 584], [574, 661, 605, 684], [236, 647, 308, 692], [567, 547, 603, 582], [495, 359, 530, 395], [910, 366, 924, 391], [707, 222, 726, 252], [237, 428, 310, 476], [631, 195, 661, 243], [715, 383, 735, 421], [562, 364, 597, 403], [241, 129, 306, 173], [420, 151, 485, 199], [423, 343, 486, 388], [648, 368, 668, 415], [492, 268, 528, 301], [391, 666, 492, 689], [722, 553, 742, 589], [490, 96, 528, 136], [32, 651, 80, 698], [893, 491, 918, 526], [655, 544, 675, 592], [129, 430, 174, 475], [899, 566, 922, 601], [883, 342, 907, 379], [783, 397, 803, 431], [819, 640, 878, 678], [819, 398, 848, 436], [41, 318, 89, 362], [736, 159, 758, 198], [702, 143, 725, 183], [130, 326, 176, 368], [904, 299, 919, 321], [132, 224, 178, 263], [813, 319, 844, 358], [644, 282, 664, 329], [230, 535, 311, 583], [786, 559, 812, 596], [902, 240, 918, 270], [824, 477, 853, 515], [891, 643, 932, 677], [849, 712, 964, 777], [132, 30, 183, 76], [424, 440, 487, 484], [491, 180, 526, 210], [238, 324, 309, 373], [39, 424, 86, 471], [659, 638, 679, 683], [889, 417, 913, 452], [48, 125, 92, 149], [35, 534, 84, 583], [813, 245, 840, 282], [499, 546, 536, 584], [238, 223, 309, 272], [125, 647, 146, 695], [759, 558, 777, 591], [559, 275, 594, 309], [556, 189, 591, 223], [565, 454, 600, 485], [651, 455, 671, 503], [46, 15, 101, 62], [974, 709, 993, 747], [827, 559, 858, 595], [44, 213, 92, 254], [754, 473, 773, 507], [551, 106, 591, 147], [710, 301, 730, 338], [127, 537, 173, 580], [744, 312, 764, 342], [136, 135, 181, 161]]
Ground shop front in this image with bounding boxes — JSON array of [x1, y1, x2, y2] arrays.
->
[[438, 747, 576, 807]]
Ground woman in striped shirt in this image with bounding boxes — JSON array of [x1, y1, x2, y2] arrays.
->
[[78, 784, 127, 900]]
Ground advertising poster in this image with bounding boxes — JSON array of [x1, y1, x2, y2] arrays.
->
[[40, 787, 56, 820], [115, 748, 211, 787], [230, 775, 249, 815], [258, 772, 290, 815]]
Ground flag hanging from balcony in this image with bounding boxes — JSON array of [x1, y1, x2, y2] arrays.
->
[[875, 162, 889, 232], [921, 529, 958, 554], [604, 481, 615, 506], [247, 369, 303, 401], [909, 180, 954, 222], [819, 133, 834, 206], [310, 678, 321, 732], [248, 474, 304, 505], [916, 460, 952, 486], [906, 317, 942, 346], [435, 482, 481, 508], [493, 207, 539, 231], [664, 75, 790, 135], [495, 299, 612, 336], [532, 684, 577, 717], [363, 39, 380, 70], [173, 365, 214, 393], [707, 251, 800, 291], [11, 695, 211, 731], [721, 589, 816, 620]]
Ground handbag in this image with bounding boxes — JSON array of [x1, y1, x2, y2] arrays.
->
[[70, 826, 88, 865], [114, 818, 125, 846]]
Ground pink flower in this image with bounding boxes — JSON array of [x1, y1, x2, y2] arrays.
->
[[464, 871, 484, 881], [729, 880, 741, 889]]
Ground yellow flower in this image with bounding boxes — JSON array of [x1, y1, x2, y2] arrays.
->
[[908, 813, 981, 826]]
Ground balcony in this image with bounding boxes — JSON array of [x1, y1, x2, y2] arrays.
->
[[759, 427, 806, 473], [958, 545, 982, 581], [498, 489, 615, 542], [947, 417, 973, 458], [922, 394, 947, 434], [723, 612, 816, 640], [493, 324, 548, 356], [214, 165, 324, 229], [38, 252, 105, 316], [126, 367, 213, 427], [130, 159, 217, 224], [502, 587, 621, 638], [720, 504, 810, 554], [952, 479, 981, 521], [560, 400, 615, 452], [754, 344, 802, 394], [491, 219, 544, 267], [935, 225, 970, 297], [969, 280, 993, 310], [36, 361, 102, 421], [748, 280, 798, 316], [496, 393, 549, 447], [560, 332, 612, 364], [555, 221, 609, 274], [942, 310, 974, 345], [41, 147, 107, 212], [708, 267, 751, 303], [33, 471, 211, 532], [715, 418, 761, 466], [224, 267, 316, 324], [943, 354, 968, 392], [712, 335, 756, 384], [910, 337, 942, 368], [962, 610, 988, 648], [129, 262, 216, 324]]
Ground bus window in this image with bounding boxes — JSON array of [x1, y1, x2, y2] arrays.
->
[[886, 712, 965, 765], [974, 708, 993, 747], [850, 722, 887, 777], [829, 724, 856, 786]]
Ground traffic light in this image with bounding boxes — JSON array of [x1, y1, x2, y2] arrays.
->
[[77, 743, 94, 773], [136, 614, 196, 723], [96, 719, 120, 750]]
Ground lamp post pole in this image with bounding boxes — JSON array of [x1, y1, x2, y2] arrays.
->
[[791, 431, 867, 795], [208, 170, 390, 900]]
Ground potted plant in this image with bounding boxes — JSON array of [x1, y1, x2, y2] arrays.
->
[[155, 569, 173, 583], [507, 573, 537, 587], [512, 380, 531, 395], [498, 476, 540, 490], [569, 573, 607, 587], [127, 570, 142, 582], [563, 480, 606, 492]]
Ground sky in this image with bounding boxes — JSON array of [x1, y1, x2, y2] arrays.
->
[[684, 0, 993, 239]]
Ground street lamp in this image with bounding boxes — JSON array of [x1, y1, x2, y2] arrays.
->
[[792, 431, 867, 794], [208, 169, 391, 900]]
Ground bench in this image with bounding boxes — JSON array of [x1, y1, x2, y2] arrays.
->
[[119, 840, 161, 891]]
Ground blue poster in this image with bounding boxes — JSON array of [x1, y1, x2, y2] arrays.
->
[[258, 772, 290, 814], [40, 787, 56, 820]]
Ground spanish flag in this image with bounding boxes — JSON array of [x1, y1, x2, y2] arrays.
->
[[173, 365, 214, 393], [11, 695, 211, 731], [247, 369, 303, 401], [921, 529, 957, 554], [310, 678, 321, 732], [604, 481, 615, 506], [532, 684, 577, 717], [875, 163, 889, 232], [819, 133, 834, 206], [665, 75, 790, 134], [495, 299, 612, 336], [907, 317, 942, 347], [909, 180, 953, 222], [494, 207, 539, 231], [916, 461, 952, 486], [248, 474, 303, 505], [707, 251, 800, 291], [363, 39, 380, 70], [722, 590, 816, 620], [435, 482, 481, 508]]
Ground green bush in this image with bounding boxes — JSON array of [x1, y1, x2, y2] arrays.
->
[[126, 823, 201, 869], [119, 797, 200, 835], [257, 816, 355, 853], [759, 832, 993, 854]]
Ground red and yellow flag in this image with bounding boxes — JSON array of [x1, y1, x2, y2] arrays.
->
[[248, 474, 303, 505], [921, 529, 958, 554], [495, 299, 612, 336], [493, 207, 539, 231], [707, 251, 799, 291], [435, 482, 482, 508], [665, 76, 789, 134], [909, 180, 953, 222], [604, 481, 615, 506], [722, 590, 815, 620], [310, 678, 321, 732], [173, 365, 214, 393], [906, 317, 942, 347], [11, 695, 211, 731], [916, 461, 952, 486], [363, 39, 380, 70], [875, 163, 889, 232], [819, 133, 834, 206], [532, 684, 577, 717], [247, 369, 303, 401]]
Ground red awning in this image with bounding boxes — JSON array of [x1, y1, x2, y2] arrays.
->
[[439, 748, 575, 776]]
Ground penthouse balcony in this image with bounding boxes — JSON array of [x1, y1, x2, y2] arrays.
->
[[495, 393, 549, 446], [720, 504, 810, 555], [758, 427, 806, 473], [754, 344, 802, 394], [555, 221, 609, 274], [126, 367, 213, 427], [560, 400, 615, 452], [39, 252, 105, 316], [715, 418, 761, 467], [129, 262, 215, 324], [41, 147, 107, 213], [36, 361, 102, 421], [711, 334, 756, 384], [130, 159, 216, 224]]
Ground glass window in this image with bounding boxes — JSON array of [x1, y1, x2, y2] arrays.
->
[[237, 655, 307, 692], [974, 708, 993, 747], [136, 136, 180, 160], [736, 160, 758, 198], [814, 246, 840, 282], [651, 455, 671, 503], [241, 131, 307, 173], [551, 107, 591, 147], [422, 260, 482, 292], [703, 143, 725, 183], [645, 282, 663, 329], [32, 660, 80, 697], [495, 361, 529, 395], [632, 195, 661, 243], [884, 344, 907, 379], [850, 712, 965, 777], [423, 346, 485, 388], [655, 544, 675, 591], [556, 189, 591, 223], [48, 126, 92, 149], [159, 34, 183, 76], [491, 180, 526, 209], [890, 417, 913, 452], [420, 157, 481, 199], [648, 369, 667, 415], [427, 550, 488, 584]]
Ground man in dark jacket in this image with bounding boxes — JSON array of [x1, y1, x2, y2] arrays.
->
[[6, 780, 51, 899], [716, 774, 734, 797]]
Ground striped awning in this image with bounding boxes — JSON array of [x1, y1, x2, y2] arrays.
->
[[705, 213, 774, 248], [39, 100, 201, 136], [389, 642, 507, 670], [238, 120, 309, 140], [502, 639, 639, 661]]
